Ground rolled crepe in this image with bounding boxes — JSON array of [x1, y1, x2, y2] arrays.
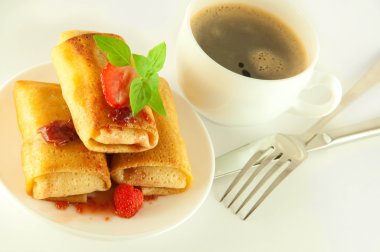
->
[[14, 81, 111, 202], [111, 79, 192, 195], [51, 30, 159, 153]]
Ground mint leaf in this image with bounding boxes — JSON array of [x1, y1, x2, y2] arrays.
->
[[132, 54, 151, 77], [130, 77, 152, 116], [147, 42, 166, 72], [147, 73, 166, 116], [94, 35, 131, 67]]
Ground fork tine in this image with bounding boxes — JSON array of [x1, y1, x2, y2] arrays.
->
[[219, 147, 273, 202], [227, 150, 282, 208], [234, 154, 288, 214], [242, 161, 300, 220]]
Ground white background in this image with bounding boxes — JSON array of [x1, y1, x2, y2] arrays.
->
[[1, 0, 380, 251]]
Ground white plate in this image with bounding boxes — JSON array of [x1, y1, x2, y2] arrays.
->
[[0, 63, 215, 240]]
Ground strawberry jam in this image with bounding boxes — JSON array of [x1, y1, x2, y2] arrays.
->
[[37, 120, 77, 146], [140, 110, 154, 124], [108, 107, 136, 124], [55, 201, 69, 210]]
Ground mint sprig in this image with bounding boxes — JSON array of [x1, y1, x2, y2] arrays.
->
[[132, 54, 151, 77], [130, 77, 152, 116], [93, 35, 131, 67], [148, 42, 166, 72], [94, 35, 166, 116], [147, 73, 165, 116]]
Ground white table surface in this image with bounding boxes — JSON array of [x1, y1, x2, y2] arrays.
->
[[1, 0, 380, 251]]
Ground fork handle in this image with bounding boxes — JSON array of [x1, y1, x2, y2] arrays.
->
[[306, 117, 380, 151], [300, 59, 380, 142], [215, 117, 380, 178]]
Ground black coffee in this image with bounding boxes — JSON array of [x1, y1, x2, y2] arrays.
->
[[191, 4, 308, 80]]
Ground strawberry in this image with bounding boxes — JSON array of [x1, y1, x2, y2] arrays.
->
[[113, 184, 143, 218], [101, 63, 137, 109]]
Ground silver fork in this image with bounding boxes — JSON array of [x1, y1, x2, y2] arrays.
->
[[220, 60, 380, 220], [215, 117, 380, 179]]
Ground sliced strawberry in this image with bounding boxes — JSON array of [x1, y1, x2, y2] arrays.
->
[[101, 63, 137, 108]]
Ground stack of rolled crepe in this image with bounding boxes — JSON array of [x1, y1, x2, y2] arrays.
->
[[14, 81, 111, 202], [50, 30, 192, 196], [51, 31, 159, 153], [14, 30, 193, 202]]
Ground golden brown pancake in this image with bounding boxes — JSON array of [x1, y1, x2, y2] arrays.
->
[[14, 81, 111, 202], [51, 30, 159, 153], [111, 79, 192, 195], [48, 194, 87, 203], [58, 30, 94, 43]]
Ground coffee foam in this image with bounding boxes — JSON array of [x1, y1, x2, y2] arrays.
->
[[250, 49, 286, 77]]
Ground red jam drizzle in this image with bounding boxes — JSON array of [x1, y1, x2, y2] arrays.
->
[[74, 189, 115, 215], [108, 107, 154, 125], [140, 110, 153, 124], [108, 107, 136, 124], [37, 120, 77, 146], [74, 197, 114, 215], [144, 195, 158, 202], [51, 187, 159, 220], [55, 201, 69, 210], [52, 190, 115, 221]]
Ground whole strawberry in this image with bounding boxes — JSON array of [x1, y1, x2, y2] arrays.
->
[[114, 184, 143, 218]]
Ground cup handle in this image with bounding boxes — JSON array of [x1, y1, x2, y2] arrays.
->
[[290, 71, 342, 117]]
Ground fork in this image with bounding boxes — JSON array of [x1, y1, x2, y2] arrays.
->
[[220, 60, 380, 220], [216, 117, 380, 179]]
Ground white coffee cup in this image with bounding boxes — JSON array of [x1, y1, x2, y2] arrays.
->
[[176, 0, 342, 126]]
